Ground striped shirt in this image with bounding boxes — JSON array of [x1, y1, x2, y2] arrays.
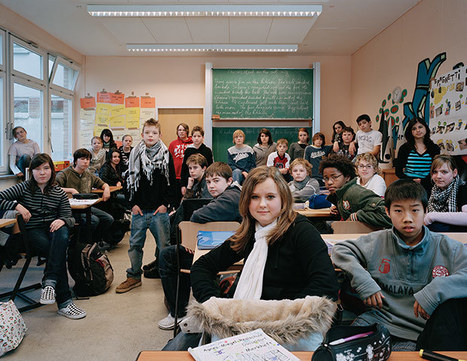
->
[[0, 181, 74, 230], [404, 150, 433, 178]]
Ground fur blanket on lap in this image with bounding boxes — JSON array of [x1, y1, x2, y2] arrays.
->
[[186, 296, 337, 345]]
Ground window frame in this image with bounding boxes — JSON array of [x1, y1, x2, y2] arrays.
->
[[49, 56, 79, 95]]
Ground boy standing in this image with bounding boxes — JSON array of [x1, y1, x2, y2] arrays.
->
[[332, 179, 467, 350], [227, 129, 255, 185], [158, 162, 241, 330], [304, 132, 332, 186], [116, 118, 176, 293], [355, 114, 382, 157], [266, 138, 292, 177], [180, 126, 213, 195], [320, 154, 392, 229]]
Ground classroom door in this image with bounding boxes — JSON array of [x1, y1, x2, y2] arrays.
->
[[158, 108, 203, 146]]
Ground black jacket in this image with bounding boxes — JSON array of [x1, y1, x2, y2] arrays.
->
[[99, 162, 123, 186], [180, 144, 214, 187], [191, 214, 339, 303]]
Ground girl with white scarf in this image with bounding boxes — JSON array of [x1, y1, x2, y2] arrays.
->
[[425, 154, 467, 232], [163, 166, 339, 351]]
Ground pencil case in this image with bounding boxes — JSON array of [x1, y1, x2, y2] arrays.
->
[[311, 323, 391, 361]]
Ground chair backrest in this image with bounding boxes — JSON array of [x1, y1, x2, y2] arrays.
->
[[332, 220, 383, 234], [178, 221, 241, 251]]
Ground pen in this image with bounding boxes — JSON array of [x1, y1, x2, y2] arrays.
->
[[329, 331, 373, 345], [419, 349, 467, 361]]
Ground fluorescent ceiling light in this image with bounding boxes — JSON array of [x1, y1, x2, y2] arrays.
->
[[88, 4, 322, 17], [127, 44, 298, 53]]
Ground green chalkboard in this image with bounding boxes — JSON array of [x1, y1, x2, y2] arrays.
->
[[212, 69, 313, 119], [212, 127, 312, 163]]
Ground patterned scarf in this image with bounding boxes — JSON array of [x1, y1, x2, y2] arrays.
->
[[126, 140, 170, 201], [428, 176, 462, 213], [233, 219, 277, 300]]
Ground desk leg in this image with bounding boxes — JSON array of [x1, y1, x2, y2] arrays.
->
[[86, 208, 93, 243]]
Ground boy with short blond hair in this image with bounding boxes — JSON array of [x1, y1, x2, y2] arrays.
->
[[180, 126, 213, 195], [288, 158, 320, 202], [227, 129, 255, 185], [158, 161, 241, 330], [332, 179, 467, 350], [355, 114, 382, 156], [116, 118, 176, 293]]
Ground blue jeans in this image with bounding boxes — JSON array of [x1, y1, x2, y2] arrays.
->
[[27, 226, 72, 309], [127, 211, 170, 279], [159, 246, 193, 317], [76, 207, 114, 243], [232, 169, 245, 185], [16, 154, 32, 175]]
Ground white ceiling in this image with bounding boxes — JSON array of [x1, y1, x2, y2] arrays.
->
[[0, 0, 421, 56]]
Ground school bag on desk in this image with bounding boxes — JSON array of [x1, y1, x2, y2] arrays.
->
[[67, 241, 114, 297]]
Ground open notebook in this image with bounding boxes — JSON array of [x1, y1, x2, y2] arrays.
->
[[197, 230, 235, 250]]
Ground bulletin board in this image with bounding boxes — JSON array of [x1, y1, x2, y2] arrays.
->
[[429, 66, 467, 155], [79, 91, 156, 149]]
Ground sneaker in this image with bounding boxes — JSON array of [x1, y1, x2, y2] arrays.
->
[[158, 313, 185, 330], [143, 259, 158, 271], [143, 267, 160, 279], [57, 302, 87, 320], [115, 278, 142, 293], [40, 285, 56, 305]]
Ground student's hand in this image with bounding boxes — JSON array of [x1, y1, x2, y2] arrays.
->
[[68, 188, 79, 195], [15, 204, 31, 223], [102, 185, 111, 201], [333, 141, 339, 153], [414, 300, 430, 320], [424, 213, 434, 225], [363, 291, 385, 309], [187, 177, 195, 189], [181, 186, 187, 196], [242, 171, 249, 179], [50, 219, 65, 232], [154, 205, 167, 215], [116, 181, 122, 187], [132, 205, 143, 216], [349, 141, 356, 155], [16, 172, 24, 178], [413, 178, 421, 184], [330, 205, 339, 216], [279, 168, 288, 175]]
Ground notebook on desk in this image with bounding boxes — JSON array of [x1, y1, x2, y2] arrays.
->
[[197, 230, 235, 250]]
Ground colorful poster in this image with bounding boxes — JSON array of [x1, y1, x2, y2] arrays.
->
[[110, 104, 125, 128], [80, 97, 96, 109], [79, 109, 95, 149], [430, 66, 467, 155], [125, 107, 141, 129], [95, 103, 111, 126]]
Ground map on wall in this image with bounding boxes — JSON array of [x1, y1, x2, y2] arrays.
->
[[430, 66, 467, 155]]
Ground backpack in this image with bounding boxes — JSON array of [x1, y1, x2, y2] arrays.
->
[[68, 242, 114, 297]]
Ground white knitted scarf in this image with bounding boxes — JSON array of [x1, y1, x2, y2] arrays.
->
[[233, 219, 277, 300]]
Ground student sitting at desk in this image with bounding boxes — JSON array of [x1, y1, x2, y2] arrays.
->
[[163, 166, 339, 350], [158, 162, 241, 330], [288, 158, 319, 202], [332, 179, 467, 351], [320, 154, 392, 229], [56, 148, 114, 246], [0, 153, 86, 319], [425, 154, 467, 232]]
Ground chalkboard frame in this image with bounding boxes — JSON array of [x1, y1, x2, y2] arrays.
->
[[212, 68, 314, 120]]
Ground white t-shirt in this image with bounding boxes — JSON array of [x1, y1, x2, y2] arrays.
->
[[355, 129, 382, 154], [357, 174, 386, 197]]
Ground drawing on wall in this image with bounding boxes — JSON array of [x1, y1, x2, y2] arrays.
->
[[429, 65, 467, 155]]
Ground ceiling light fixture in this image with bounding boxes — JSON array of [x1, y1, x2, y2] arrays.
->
[[87, 4, 322, 17], [127, 44, 298, 53]]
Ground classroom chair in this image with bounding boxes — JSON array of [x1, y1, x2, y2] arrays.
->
[[173, 221, 240, 336]]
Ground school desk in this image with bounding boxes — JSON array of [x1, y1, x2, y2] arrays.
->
[[91, 185, 122, 195], [0, 218, 17, 229], [322, 233, 467, 244], [295, 207, 334, 218], [135, 351, 467, 361], [69, 198, 102, 241]]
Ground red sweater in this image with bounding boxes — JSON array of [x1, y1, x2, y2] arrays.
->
[[169, 136, 193, 179]]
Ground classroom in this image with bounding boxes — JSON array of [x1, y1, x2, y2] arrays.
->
[[0, 0, 466, 360]]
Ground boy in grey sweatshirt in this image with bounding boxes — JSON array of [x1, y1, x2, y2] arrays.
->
[[332, 179, 467, 351]]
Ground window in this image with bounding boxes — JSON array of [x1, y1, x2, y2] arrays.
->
[[0, 31, 80, 174]]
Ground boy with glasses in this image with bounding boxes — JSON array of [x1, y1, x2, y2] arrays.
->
[[319, 154, 391, 229]]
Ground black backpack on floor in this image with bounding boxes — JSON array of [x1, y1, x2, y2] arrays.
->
[[68, 242, 114, 297]]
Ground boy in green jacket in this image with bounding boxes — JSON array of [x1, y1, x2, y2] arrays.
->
[[319, 154, 391, 229]]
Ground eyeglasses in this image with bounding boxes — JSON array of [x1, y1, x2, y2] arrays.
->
[[323, 174, 343, 183], [357, 165, 373, 169]]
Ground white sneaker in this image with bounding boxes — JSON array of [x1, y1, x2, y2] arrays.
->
[[57, 302, 87, 320], [40, 286, 56, 305], [158, 313, 185, 330]]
